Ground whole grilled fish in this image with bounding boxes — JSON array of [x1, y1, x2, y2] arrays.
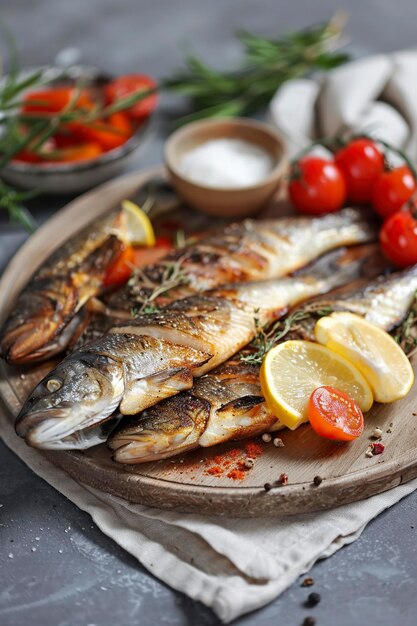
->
[[0, 209, 135, 365], [109, 263, 417, 464], [15, 238, 375, 450], [74, 208, 376, 343]]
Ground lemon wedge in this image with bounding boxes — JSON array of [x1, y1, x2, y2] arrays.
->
[[121, 199, 155, 247], [315, 312, 414, 403], [260, 340, 373, 430]]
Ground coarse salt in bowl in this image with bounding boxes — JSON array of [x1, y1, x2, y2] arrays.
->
[[165, 118, 288, 218]]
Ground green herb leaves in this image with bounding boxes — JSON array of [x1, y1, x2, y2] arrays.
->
[[163, 17, 348, 126]]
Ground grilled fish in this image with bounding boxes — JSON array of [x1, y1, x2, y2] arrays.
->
[[15, 236, 376, 451], [0, 209, 135, 365], [109, 262, 417, 464], [74, 208, 377, 341]]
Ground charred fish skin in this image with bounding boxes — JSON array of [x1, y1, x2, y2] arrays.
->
[[16, 210, 377, 450], [110, 257, 417, 464], [0, 209, 128, 365]]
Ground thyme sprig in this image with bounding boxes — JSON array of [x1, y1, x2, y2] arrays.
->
[[241, 303, 333, 365], [393, 291, 417, 355], [130, 256, 190, 316]]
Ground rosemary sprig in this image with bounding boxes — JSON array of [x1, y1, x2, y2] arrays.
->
[[162, 15, 348, 125], [241, 303, 333, 365], [129, 256, 190, 316]]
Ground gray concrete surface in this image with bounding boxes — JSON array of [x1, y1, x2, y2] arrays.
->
[[2, 1, 417, 624]]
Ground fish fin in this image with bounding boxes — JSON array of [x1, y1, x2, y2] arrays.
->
[[120, 367, 195, 415], [216, 395, 265, 415]]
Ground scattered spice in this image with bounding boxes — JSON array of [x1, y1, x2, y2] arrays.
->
[[302, 617, 316, 626], [273, 437, 285, 448], [264, 482, 272, 492], [413, 412, 417, 416], [262, 433, 272, 443], [207, 466, 223, 477], [306, 592, 321, 607], [371, 427, 383, 439], [313, 476, 323, 487], [204, 441, 264, 481], [301, 577, 314, 587], [279, 473, 289, 486], [227, 469, 246, 481], [365, 448, 374, 458], [371, 442, 385, 455], [245, 442, 263, 458]]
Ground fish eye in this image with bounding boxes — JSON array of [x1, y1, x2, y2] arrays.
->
[[46, 378, 62, 393]]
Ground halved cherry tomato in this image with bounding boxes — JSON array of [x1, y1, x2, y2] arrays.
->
[[53, 132, 80, 149], [380, 209, 417, 267], [372, 166, 417, 220], [70, 112, 133, 151], [289, 157, 346, 215], [335, 139, 385, 204], [12, 149, 42, 164], [308, 386, 364, 441], [22, 87, 93, 114], [103, 238, 172, 287], [103, 245, 135, 287], [46, 143, 103, 163], [104, 74, 158, 120]]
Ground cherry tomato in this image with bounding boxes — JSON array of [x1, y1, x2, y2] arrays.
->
[[380, 210, 417, 267], [289, 157, 346, 215], [22, 87, 92, 114], [335, 138, 385, 204], [104, 74, 158, 120], [131, 238, 172, 266], [103, 238, 172, 287], [12, 149, 42, 164], [103, 245, 135, 287], [372, 166, 417, 220], [53, 132, 80, 149], [46, 143, 103, 163], [70, 112, 133, 151], [308, 386, 364, 441]]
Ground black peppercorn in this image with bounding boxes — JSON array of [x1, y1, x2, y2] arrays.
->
[[306, 592, 321, 607], [263, 482, 272, 492], [302, 617, 316, 626], [313, 475, 323, 486]]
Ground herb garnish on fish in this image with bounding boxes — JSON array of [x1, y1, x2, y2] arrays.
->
[[130, 256, 190, 316], [240, 304, 333, 365]]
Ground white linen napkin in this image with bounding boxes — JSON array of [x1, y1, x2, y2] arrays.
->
[[269, 50, 417, 159], [2, 408, 416, 623]]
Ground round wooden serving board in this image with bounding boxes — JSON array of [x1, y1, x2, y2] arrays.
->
[[1, 166, 417, 518]]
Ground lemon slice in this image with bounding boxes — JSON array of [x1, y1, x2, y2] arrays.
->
[[260, 340, 373, 430], [120, 199, 155, 247], [315, 312, 414, 403]]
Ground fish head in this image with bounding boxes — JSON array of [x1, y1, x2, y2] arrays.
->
[[16, 352, 124, 449], [109, 394, 210, 464]]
